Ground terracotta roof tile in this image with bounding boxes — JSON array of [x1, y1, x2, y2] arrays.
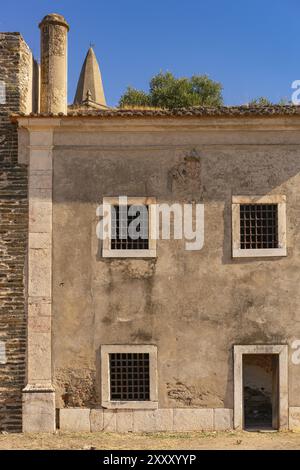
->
[[12, 105, 300, 119]]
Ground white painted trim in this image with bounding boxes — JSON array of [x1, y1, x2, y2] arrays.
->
[[233, 248, 287, 258], [233, 345, 288, 430], [101, 344, 158, 410], [232, 195, 286, 204], [232, 195, 287, 258], [102, 249, 157, 258], [102, 197, 157, 258]]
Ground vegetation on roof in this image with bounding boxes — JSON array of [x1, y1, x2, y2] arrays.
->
[[119, 72, 223, 109]]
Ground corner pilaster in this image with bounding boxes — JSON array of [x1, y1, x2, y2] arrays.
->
[[21, 124, 57, 432]]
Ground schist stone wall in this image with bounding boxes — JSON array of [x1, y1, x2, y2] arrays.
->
[[0, 33, 36, 432]]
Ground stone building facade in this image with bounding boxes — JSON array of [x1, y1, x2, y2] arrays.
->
[[1, 13, 300, 432]]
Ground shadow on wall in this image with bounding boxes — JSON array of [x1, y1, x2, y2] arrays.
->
[[52, 146, 300, 204]]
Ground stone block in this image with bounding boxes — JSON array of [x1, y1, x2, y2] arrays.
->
[[29, 232, 51, 250], [27, 332, 51, 383], [29, 187, 52, 202], [28, 247, 52, 297], [60, 408, 90, 432], [30, 130, 54, 148], [116, 410, 133, 432], [214, 408, 233, 431], [23, 391, 55, 432], [103, 410, 117, 432], [133, 409, 173, 432], [28, 297, 51, 318], [28, 315, 51, 333], [30, 150, 53, 171], [289, 407, 300, 430], [156, 409, 174, 431], [90, 409, 104, 432], [29, 199, 52, 233], [133, 410, 155, 432], [173, 408, 214, 432], [30, 170, 52, 189]]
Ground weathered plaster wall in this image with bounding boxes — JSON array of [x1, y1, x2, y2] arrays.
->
[[0, 33, 35, 431], [52, 118, 300, 411]]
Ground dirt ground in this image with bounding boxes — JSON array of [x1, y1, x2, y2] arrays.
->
[[0, 430, 299, 450]]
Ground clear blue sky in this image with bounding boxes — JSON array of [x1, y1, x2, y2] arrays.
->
[[2, 0, 300, 106]]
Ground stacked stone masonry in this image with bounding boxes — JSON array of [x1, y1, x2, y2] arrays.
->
[[0, 33, 30, 432]]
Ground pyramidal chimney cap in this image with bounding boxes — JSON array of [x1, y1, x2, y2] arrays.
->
[[39, 13, 69, 31], [74, 47, 107, 108]]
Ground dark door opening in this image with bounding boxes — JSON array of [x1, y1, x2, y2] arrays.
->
[[243, 354, 279, 430]]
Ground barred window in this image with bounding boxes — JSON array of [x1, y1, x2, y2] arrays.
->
[[240, 204, 278, 250], [109, 353, 150, 401], [111, 205, 149, 250]]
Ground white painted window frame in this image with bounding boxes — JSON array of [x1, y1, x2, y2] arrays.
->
[[101, 344, 158, 409], [102, 197, 157, 258], [232, 195, 287, 258]]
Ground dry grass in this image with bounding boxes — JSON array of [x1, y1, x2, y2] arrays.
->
[[118, 105, 164, 110], [0, 430, 299, 450]]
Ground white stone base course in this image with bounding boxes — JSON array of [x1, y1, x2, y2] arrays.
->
[[289, 407, 300, 430], [60, 408, 90, 432], [214, 408, 233, 431], [59, 407, 234, 432], [173, 409, 214, 432], [90, 409, 104, 432]]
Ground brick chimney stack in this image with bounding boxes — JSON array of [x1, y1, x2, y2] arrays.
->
[[39, 13, 69, 114]]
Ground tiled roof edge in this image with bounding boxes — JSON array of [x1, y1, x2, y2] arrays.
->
[[11, 105, 300, 119]]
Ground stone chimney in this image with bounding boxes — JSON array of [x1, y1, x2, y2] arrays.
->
[[39, 13, 69, 114]]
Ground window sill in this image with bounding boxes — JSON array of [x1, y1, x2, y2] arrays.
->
[[102, 401, 158, 410], [232, 247, 287, 258], [102, 249, 157, 258]]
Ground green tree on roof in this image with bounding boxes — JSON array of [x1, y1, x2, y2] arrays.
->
[[119, 72, 223, 109]]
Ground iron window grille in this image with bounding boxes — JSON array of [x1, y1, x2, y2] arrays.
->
[[240, 204, 278, 250], [109, 352, 150, 401], [111, 205, 149, 250]]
